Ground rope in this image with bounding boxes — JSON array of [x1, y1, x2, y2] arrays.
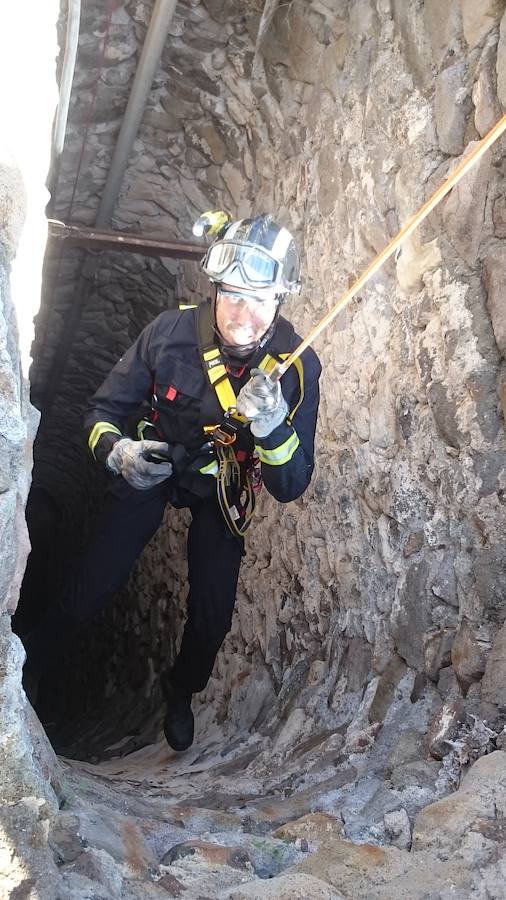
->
[[272, 114, 506, 381]]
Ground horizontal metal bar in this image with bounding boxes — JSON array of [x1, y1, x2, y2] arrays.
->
[[48, 221, 206, 260]]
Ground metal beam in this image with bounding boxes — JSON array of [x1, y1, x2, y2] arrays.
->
[[48, 221, 206, 261]]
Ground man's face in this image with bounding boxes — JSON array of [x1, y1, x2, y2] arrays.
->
[[215, 284, 278, 347]]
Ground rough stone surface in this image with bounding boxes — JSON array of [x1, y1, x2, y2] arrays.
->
[[273, 812, 345, 845], [296, 837, 474, 899], [435, 62, 472, 155], [473, 37, 502, 136], [451, 619, 490, 690], [290, 752, 506, 897], [462, 0, 505, 49], [222, 872, 344, 899], [0, 160, 33, 618], [442, 149, 491, 264], [480, 623, 506, 716], [0, 56, 63, 900], [0, 797, 61, 900], [161, 839, 252, 870], [383, 808, 412, 850], [497, 10, 506, 107], [412, 750, 506, 850], [427, 700, 464, 760], [484, 249, 506, 356], [424, 0, 462, 68]]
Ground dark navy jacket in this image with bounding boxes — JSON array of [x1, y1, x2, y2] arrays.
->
[[84, 304, 321, 504]]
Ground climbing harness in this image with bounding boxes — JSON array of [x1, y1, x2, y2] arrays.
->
[[195, 300, 307, 536], [215, 443, 256, 537], [196, 301, 257, 536]]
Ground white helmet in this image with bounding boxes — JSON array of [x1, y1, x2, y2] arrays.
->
[[200, 214, 301, 298]]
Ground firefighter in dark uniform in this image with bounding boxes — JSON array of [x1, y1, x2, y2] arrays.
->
[[23, 213, 321, 752]]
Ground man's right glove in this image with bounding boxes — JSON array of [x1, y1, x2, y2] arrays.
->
[[106, 438, 173, 490], [236, 369, 289, 438]]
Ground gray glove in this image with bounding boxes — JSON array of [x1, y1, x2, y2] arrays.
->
[[236, 368, 289, 438], [106, 438, 173, 490]]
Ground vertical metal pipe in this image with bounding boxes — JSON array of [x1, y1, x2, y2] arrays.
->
[[53, 0, 82, 156], [95, 0, 177, 227], [47, 0, 81, 204]]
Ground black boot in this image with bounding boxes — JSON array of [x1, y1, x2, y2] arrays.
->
[[161, 673, 194, 751]]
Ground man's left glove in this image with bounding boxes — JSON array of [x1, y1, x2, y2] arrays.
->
[[106, 438, 173, 490], [236, 369, 289, 438]]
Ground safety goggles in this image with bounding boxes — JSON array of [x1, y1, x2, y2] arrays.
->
[[203, 241, 281, 289]]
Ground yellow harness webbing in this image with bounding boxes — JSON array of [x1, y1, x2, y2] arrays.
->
[[196, 302, 304, 536], [197, 302, 256, 536]]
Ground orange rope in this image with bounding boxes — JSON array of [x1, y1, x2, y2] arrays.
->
[[272, 114, 506, 381]]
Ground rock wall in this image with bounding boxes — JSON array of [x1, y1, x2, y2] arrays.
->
[[0, 153, 64, 898], [0, 151, 59, 796]]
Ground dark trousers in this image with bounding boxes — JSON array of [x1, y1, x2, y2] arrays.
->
[[24, 483, 244, 695]]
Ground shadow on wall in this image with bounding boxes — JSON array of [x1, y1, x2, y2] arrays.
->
[[11, 486, 62, 636]]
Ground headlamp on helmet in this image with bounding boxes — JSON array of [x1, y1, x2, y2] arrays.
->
[[192, 209, 231, 239]]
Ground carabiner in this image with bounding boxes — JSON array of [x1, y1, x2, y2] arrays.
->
[[211, 421, 237, 445]]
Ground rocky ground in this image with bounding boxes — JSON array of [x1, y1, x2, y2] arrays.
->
[[3, 642, 506, 899]]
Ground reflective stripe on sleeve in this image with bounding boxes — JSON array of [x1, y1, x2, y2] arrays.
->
[[255, 431, 300, 466], [88, 422, 123, 458]]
